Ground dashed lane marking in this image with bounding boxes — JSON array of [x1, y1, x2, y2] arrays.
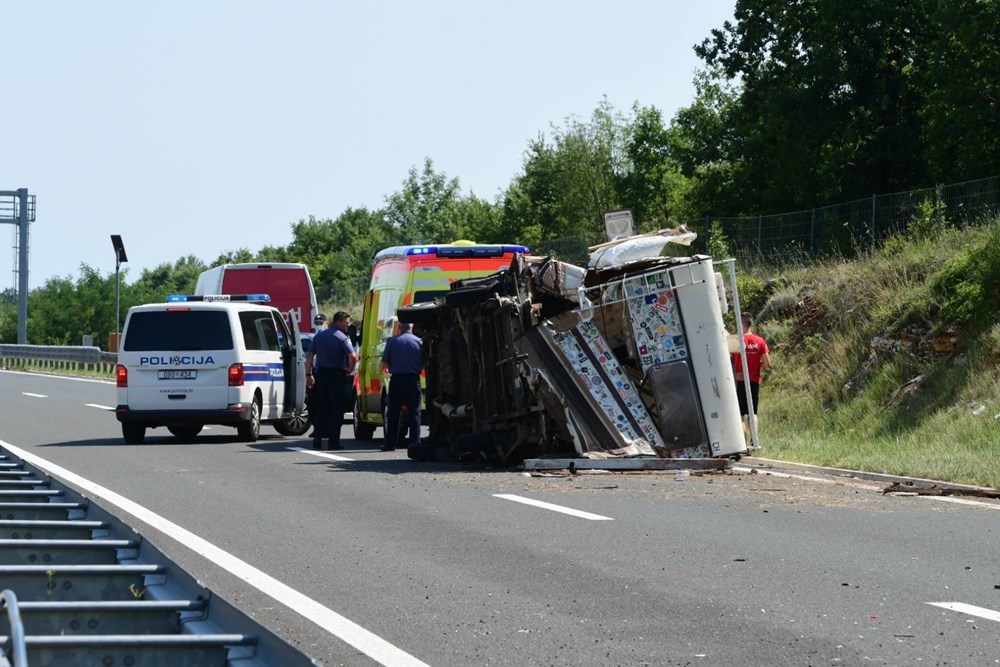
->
[[928, 602, 1000, 623], [494, 493, 614, 521], [287, 446, 355, 462], [85, 403, 115, 410], [22, 392, 47, 398]]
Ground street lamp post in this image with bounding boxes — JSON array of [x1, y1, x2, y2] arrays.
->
[[110, 235, 128, 350]]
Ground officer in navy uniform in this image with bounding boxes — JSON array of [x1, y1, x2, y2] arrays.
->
[[305, 311, 357, 450], [380, 322, 423, 452]]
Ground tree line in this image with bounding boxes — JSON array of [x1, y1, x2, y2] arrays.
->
[[3, 0, 998, 347]]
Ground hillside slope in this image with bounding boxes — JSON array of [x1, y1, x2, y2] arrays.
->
[[739, 217, 1000, 488]]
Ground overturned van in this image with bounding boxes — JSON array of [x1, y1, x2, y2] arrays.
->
[[400, 229, 748, 464]]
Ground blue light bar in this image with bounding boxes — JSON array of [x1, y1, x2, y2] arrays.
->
[[407, 247, 432, 255], [166, 294, 271, 303]]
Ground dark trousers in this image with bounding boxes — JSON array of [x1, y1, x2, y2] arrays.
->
[[314, 367, 349, 447], [386, 373, 421, 445]]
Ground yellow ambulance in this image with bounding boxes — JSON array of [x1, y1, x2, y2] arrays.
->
[[352, 241, 529, 441]]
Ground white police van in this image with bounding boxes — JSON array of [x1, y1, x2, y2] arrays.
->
[[115, 294, 308, 444]]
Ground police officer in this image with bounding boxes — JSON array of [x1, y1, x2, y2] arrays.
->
[[306, 311, 357, 450], [306, 313, 327, 439], [380, 322, 422, 452]]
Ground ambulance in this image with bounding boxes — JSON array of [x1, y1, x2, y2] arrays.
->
[[353, 241, 529, 441], [114, 295, 308, 444]]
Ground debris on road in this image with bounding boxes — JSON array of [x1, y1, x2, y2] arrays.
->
[[883, 481, 1000, 499]]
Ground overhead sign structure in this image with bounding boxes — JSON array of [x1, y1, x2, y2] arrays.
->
[[0, 189, 35, 344]]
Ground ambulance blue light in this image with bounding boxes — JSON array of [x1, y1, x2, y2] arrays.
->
[[407, 247, 433, 255]]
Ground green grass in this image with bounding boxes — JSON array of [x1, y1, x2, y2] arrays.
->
[[747, 218, 1000, 488]]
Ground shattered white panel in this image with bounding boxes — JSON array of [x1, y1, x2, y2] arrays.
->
[[589, 230, 698, 268], [550, 320, 663, 448]]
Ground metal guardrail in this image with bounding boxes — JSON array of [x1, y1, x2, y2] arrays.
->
[[0, 448, 321, 666], [0, 346, 117, 376], [0, 590, 26, 667]]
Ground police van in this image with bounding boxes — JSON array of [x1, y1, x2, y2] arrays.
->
[[114, 294, 307, 444]]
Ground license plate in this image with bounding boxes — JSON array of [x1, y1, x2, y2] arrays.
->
[[158, 370, 197, 380]]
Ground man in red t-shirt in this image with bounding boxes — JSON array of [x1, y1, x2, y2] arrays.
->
[[732, 311, 771, 438]]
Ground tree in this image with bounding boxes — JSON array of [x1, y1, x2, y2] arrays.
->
[[26, 265, 120, 347], [694, 0, 931, 211], [500, 99, 629, 249], [666, 68, 742, 217], [212, 248, 256, 265], [285, 209, 398, 305], [131, 255, 206, 303], [620, 104, 693, 227], [921, 0, 1000, 182], [384, 158, 465, 244]]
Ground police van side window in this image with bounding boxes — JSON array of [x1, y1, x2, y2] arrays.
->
[[123, 311, 233, 351], [239, 311, 280, 352], [272, 312, 292, 350]]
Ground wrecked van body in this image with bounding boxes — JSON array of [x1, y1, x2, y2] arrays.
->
[[400, 231, 748, 465]]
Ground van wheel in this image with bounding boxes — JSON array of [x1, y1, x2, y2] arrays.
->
[[122, 424, 146, 445], [238, 396, 262, 442], [353, 395, 375, 441], [168, 424, 203, 441], [274, 405, 310, 437]]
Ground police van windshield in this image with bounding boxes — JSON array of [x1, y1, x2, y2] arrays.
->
[[123, 311, 234, 352]]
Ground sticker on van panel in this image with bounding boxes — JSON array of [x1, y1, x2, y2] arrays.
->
[[244, 363, 285, 381]]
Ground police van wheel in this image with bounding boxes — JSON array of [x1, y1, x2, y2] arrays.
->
[[168, 424, 203, 441], [122, 423, 145, 445], [274, 406, 310, 437], [238, 396, 262, 442], [353, 396, 376, 441]]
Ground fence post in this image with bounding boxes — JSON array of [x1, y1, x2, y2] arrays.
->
[[757, 215, 762, 258], [870, 193, 877, 249], [810, 208, 816, 257], [936, 183, 944, 236]]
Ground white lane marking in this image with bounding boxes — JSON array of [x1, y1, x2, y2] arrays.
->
[[928, 602, 1000, 623], [1, 369, 114, 385], [22, 392, 47, 398], [914, 495, 1000, 510], [494, 493, 614, 521], [287, 446, 355, 462], [732, 465, 881, 489], [0, 439, 428, 667], [86, 403, 115, 411], [734, 466, 1000, 510]]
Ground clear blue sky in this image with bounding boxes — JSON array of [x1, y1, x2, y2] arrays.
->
[[1, 1, 734, 290]]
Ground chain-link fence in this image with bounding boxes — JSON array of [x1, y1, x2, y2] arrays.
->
[[536, 174, 1000, 266], [688, 174, 1000, 263]]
